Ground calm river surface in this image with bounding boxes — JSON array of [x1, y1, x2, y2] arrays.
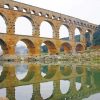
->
[[0, 61, 100, 100]]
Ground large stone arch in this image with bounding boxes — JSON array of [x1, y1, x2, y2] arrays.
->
[[0, 38, 8, 54], [15, 39, 35, 55], [41, 40, 58, 55], [60, 42, 72, 53], [15, 15, 34, 35], [75, 43, 85, 52], [74, 27, 83, 42], [40, 20, 55, 38], [85, 29, 93, 47], [41, 65, 57, 79], [76, 27, 83, 33], [0, 13, 7, 33], [59, 24, 70, 39]]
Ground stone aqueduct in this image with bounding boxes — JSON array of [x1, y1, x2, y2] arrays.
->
[[0, 0, 97, 56]]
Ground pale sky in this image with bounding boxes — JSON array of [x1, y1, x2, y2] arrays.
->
[[14, 0, 100, 25]]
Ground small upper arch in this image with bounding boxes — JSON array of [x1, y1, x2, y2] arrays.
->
[[13, 6, 19, 11], [40, 20, 55, 38], [4, 4, 10, 9]]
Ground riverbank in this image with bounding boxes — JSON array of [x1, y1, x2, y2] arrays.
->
[[0, 48, 100, 64]]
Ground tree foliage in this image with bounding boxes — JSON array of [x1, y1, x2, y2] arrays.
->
[[93, 25, 100, 46]]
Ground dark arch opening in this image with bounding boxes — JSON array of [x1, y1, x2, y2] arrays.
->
[[74, 28, 81, 42], [41, 41, 57, 55], [60, 66, 72, 76], [0, 66, 8, 82], [41, 65, 57, 79], [76, 67, 83, 74], [0, 39, 8, 55], [15, 16, 33, 36], [85, 30, 92, 47], [60, 42, 72, 54], [76, 44, 84, 52], [40, 21, 54, 38], [41, 43, 48, 55]]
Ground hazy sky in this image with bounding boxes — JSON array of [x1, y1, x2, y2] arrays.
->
[[14, 0, 100, 25]]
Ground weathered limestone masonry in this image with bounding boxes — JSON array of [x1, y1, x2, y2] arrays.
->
[[0, 0, 97, 57]]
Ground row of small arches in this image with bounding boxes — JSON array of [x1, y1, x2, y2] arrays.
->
[[3, 3, 96, 29]]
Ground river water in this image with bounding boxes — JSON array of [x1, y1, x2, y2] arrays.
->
[[0, 61, 100, 100]]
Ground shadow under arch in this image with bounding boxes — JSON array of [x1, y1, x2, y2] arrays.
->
[[60, 66, 72, 76], [16, 39, 35, 55], [41, 40, 58, 55], [41, 65, 57, 79], [85, 29, 92, 47], [0, 39, 8, 54], [60, 42, 72, 54], [76, 43, 85, 52], [15, 15, 34, 35]]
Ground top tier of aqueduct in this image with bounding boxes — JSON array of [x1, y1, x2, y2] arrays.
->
[[0, 0, 97, 31]]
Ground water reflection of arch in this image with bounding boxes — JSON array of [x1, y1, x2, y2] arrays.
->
[[86, 67, 95, 88], [0, 39, 8, 54], [0, 66, 8, 82], [41, 65, 58, 79], [19, 64, 35, 82], [60, 65, 72, 76], [76, 66, 84, 75]]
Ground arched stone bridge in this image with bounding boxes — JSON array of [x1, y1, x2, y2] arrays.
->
[[0, 0, 97, 56]]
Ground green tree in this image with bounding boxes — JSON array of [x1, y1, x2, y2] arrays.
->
[[93, 25, 100, 46]]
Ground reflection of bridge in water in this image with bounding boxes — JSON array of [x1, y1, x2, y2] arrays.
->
[[0, 63, 99, 100]]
